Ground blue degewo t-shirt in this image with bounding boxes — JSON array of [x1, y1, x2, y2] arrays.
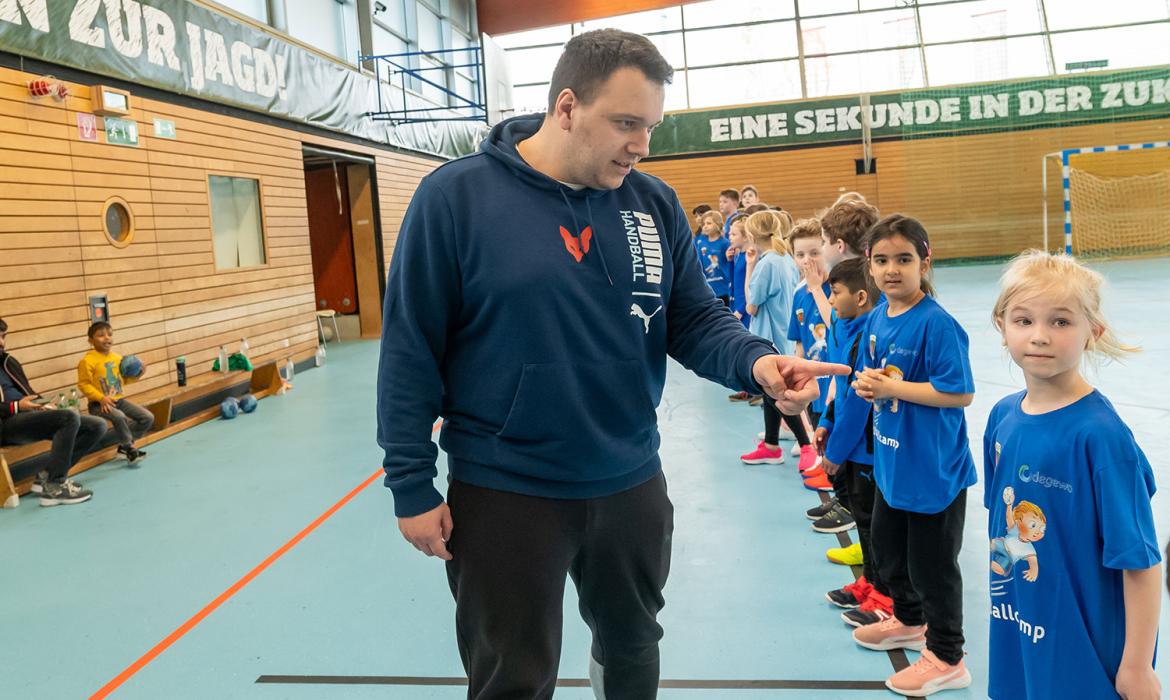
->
[[788, 282, 832, 413], [863, 295, 976, 513], [695, 236, 732, 298], [984, 390, 1160, 700]]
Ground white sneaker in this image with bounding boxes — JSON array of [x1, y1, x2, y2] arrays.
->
[[790, 443, 801, 457]]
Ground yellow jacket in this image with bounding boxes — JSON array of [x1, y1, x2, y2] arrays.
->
[[77, 349, 132, 401]]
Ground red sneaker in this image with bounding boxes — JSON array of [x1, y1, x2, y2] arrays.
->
[[803, 470, 833, 491], [741, 445, 784, 465]]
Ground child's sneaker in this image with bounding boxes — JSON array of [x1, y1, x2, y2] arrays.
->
[[748, 395, 764, 406], [790, 443, 801, 457], [826, 542, 863, 566], [803, 470, 833, 491], [842, 588, 894, 627], [852, 617, 927, 651], [30, 472, 84, 495], [797, 445, 818, 471], [806, 497, 838, 520], [118, 445, 147, 465], [812, 504, 855, 533], [885, 649, 971, 696], [39, 480, 93, 507], [826, 576, 871, 609], [740, 445, 784, 465], [728, 391, 750, 402]]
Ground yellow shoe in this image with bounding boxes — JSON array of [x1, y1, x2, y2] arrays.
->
[[826, 542, 863, 566]]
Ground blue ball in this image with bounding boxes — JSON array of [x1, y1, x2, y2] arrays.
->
[[120, 355, 144, 378], [220, 397, 240, 419], [239, 394, 258, 413]]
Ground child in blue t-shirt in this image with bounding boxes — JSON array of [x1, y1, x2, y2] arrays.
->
[[850, 215, 976, 697], [727, 216, 751, 329], [984, 251, 1160, 700], [695, 210, 732, 306], [738, 210, 811, 467], [814, 258, 897, 626], [787, 217, 831, 477]]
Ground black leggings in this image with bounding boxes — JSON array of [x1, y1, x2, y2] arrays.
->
[[762, 397, 809, 447]]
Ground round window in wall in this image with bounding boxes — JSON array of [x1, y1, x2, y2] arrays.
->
[[102, 197, 134, 248]]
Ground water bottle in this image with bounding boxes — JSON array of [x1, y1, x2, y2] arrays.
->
[[217, 345, 228, 373], [69, 389, 80, 413], [283, 357, 295, 383], [239, 337, 250, 356], [315, 344, 326, 367], [56, 392, 66, 410], [176, 356, 187, 387]]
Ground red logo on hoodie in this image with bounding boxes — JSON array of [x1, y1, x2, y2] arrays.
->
[[559, 225, 593, 263]]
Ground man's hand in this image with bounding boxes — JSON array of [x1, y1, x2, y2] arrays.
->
[[99, 396, 117, 413], [752, 355, 851, 415], [398, 502, 454, 561], [17, 396, 44, 412]]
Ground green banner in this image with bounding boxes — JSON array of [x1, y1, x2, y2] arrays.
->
[[0, 0, 483, 157], [650, 66, 1170, 157]]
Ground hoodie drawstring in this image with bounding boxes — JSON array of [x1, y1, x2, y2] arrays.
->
[[559, 189, 614, 287]]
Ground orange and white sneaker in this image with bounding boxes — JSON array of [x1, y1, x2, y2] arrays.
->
[[852, 616, 927, 651], [885, 649, 972, 696]]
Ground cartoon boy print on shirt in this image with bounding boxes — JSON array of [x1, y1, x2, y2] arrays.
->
[[808, 322, 828, 358], [990, 485, 1047, 582]]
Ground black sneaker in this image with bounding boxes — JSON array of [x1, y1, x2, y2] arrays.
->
[[30, 471, 83, 495], [40, 480, 93, 507], [842, 605, 892, 628], [826, 584, 867, 609], [119, 445, 147, 465], [812, 504, 855, 533], [806, 497, 838, 521]]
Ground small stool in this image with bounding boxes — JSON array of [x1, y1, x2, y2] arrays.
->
[[1, 451, 18, 509], [316, 309, 341, 344]]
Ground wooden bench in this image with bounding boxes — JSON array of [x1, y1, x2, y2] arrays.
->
[[0, 358, 290, 503]]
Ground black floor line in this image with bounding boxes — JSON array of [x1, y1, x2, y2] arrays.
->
[[254, 675, 891, 690]]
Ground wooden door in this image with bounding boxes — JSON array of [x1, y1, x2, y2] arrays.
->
[[305, 166, 358, 314]]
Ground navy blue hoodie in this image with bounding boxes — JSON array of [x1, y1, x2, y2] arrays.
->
[[377, 114, 777, 517]]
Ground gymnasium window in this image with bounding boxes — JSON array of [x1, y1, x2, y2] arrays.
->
[[209, 176, 267, 270]]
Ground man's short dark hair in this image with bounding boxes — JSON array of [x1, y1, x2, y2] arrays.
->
[[719, 189, 740, 202], [547, 29, 674, 113], [87, 321, 112, 339], [0, 317, 6, 333], [692, 204, 712, 216], [828, 257, 878, 301]]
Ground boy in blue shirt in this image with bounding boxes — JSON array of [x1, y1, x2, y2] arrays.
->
[[788, 218, 832, 478], [812, 260, 894, 627]]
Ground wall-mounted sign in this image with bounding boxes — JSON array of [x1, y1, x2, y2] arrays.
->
[[76, 112, 97, 141], [153, 118, 176, 139], [104, 116, 138, 147]]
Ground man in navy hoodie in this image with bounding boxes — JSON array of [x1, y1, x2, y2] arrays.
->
[[377, 29, 848, 699]]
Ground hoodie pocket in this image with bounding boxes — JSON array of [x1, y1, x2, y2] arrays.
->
[[495, 359, 657, 465]]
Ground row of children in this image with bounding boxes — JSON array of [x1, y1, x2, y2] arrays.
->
[[0, 319, 153, 506], [696, 188, 1161, 697]]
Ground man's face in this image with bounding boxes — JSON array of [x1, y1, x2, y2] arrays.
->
[[558, 67, 664, 190]]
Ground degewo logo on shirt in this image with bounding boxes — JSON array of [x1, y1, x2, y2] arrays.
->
[[1018, 464, 1073, 494]]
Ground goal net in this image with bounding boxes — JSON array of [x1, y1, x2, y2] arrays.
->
[[1045, 143, 1170, 259]]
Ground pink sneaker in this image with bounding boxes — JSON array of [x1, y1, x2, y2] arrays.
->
[[797, 445, 819, 472], [741, 445, 784, 465], [885, 649, 972, 696], [852, 616, 927, 651]]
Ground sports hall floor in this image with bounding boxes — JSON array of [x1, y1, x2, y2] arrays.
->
[[4, 257, 1169, 699]]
